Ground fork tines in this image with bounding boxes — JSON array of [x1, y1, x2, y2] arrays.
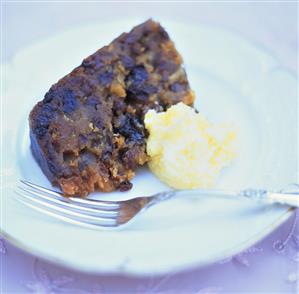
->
[[16, 180, 121, 228]]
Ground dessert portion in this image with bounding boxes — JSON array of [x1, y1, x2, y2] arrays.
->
[[144, 102, 236, 189], [29, 19, 194, 196]]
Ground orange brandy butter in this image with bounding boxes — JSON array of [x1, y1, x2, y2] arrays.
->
[[144, 102, 237, 189]]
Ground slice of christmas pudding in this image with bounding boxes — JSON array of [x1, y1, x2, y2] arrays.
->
[[29, 19, 195, 197]]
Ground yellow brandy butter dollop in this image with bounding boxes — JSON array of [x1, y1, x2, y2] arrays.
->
[[144, 102, 237, 189]]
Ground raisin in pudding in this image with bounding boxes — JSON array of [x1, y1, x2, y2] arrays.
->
[[29, 19, 195, 197]]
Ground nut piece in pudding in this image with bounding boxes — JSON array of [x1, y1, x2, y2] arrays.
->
[[144, 102, 237, 189]]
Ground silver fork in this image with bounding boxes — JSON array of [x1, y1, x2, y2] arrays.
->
[[16, 180, 299, 229]]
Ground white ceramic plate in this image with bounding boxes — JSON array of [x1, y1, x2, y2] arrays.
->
[[1, 19, 297, 276]]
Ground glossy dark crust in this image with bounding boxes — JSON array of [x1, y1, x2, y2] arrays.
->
[[29, 19, 194, 197]]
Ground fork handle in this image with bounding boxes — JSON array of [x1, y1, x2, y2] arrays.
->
[[264, 191, 299, 207], [159, 188, 299, 208]]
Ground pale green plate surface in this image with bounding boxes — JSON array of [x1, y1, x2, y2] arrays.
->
[[1, 20, 297, 276]]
